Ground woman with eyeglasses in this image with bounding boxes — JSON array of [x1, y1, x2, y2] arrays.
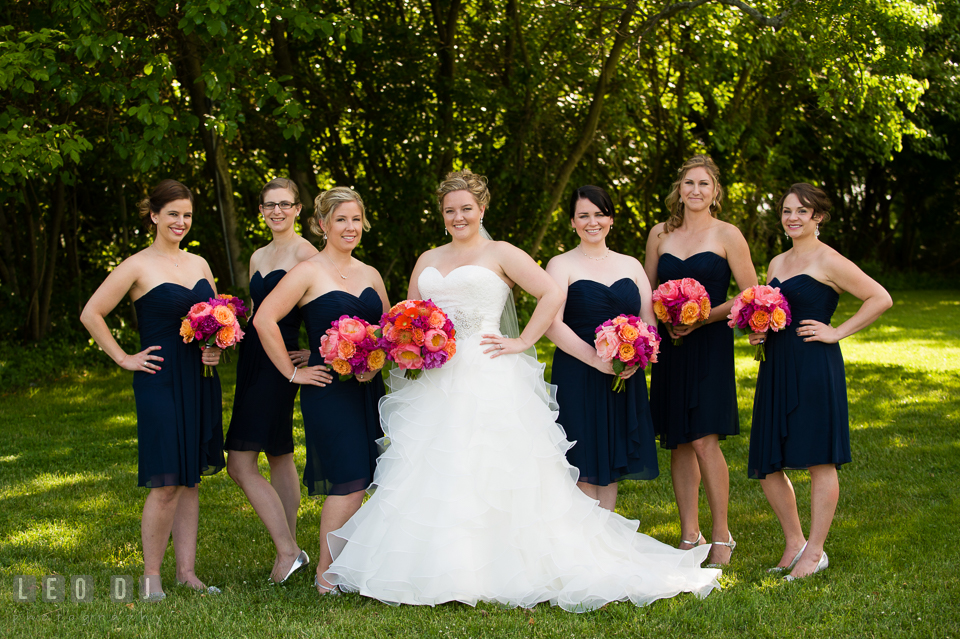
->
[[225, 178, 321, 583]]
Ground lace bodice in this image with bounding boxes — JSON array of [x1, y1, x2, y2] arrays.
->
[[418, 265, 510, 339]]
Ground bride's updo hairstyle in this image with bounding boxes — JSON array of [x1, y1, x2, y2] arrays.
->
[[436, 170, 491, 210], [569, 185, 615, 220], [662, 154, 724, 234], [776, 183, 832, 224], [138, 179, 194, 237], [310, 187, 369, 247]]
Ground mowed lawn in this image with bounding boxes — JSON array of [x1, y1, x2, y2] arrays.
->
[[1, 291, 958, 638]]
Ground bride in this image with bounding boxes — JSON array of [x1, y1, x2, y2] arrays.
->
[[323, 171, 721, 611]]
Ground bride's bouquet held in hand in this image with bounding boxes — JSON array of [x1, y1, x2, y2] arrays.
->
[[651, 278, 711, 346], [320, 315, 386, 382], [179, 294, 249, 376], [594, 315, 661, 393], [727, 285, 792, 362], [379, 300, 457, 380]]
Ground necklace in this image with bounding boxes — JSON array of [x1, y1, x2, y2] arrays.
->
[[155, 246, 180, 267], [578, 245, 609, 261], [325, 253, 348, 279]]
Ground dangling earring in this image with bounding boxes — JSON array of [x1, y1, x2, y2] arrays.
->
[[323, 232, 327, 240], [815, 223, 820, 238], [444, 227, 448, 236], [784, 232, 789, 238], [712, 200, 716, 208], [480, 218, 484, 230]]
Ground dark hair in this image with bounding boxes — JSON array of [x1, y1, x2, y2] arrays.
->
[[137, 180, 193, 236], [260, 177, 300, 205], [776, 183, 832, 224], [568, 185, 615, 220], [662, 154, 724, 233]]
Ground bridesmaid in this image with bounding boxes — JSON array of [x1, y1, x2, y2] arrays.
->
[[546, 185, 659, 511], [225, 178, 318, 583], [748, 183, 891, 580], [80, 180, 224, 600], [253, 187, 389, 595], [643, 155, 757, 565]]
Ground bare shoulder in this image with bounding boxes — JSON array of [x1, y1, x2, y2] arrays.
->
[[819, 244, 857, 276], [295, 237, 320, 261], [490, 239, 529, 261], [545, 249, 575, 277], [716, 219, 747, 242]]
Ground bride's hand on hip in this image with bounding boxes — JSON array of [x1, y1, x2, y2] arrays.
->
[[480, 334, 526, 358]]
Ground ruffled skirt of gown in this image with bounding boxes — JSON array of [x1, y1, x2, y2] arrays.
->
[[324, 334, 720, 612]]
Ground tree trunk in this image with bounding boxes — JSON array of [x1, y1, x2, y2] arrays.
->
[[37, 178, 67, 339], [529, 1, 638, 259], [0, 203, 19, 295], [430, 0, 463, 181], [180, 33, 246, 291]]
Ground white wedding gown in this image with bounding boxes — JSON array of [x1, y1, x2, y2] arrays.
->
[[324, 265, 721, 612]]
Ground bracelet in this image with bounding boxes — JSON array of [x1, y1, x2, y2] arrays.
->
[[289, 368, 297, 383]]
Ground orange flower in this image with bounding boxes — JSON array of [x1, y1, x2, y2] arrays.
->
[[395, 314, 413, 329], [331, 359, 352, 376], [428, 311, 446, 329], [213, 305, 236, 326], [770, 307, 787, 330], [443, 340, 457, 358], [699, 296, 712, 321], [337, 340, 356, 359], [388, 301, 408, 316], [396, 330, 414, 344], [216, 324, 236, 348], [412, 328, 426, 346], [617, 323, 640, 343], [402, 306, 418, 318], [366, 324, 380, 340], [653, 300, 670, 324], [749, 309, 770, 333], [617, 342, 637, 362], [419, 305, 432, 317], [741, 287, 755, 303], [179, 319, 195, 343], [680, 300, 701, 325], [367, 349, 386, 371], [611, 316, 628, 325]]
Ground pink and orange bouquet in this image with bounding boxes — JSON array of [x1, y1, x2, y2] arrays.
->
[[595, 315, 661, 392], [379, 299, 456, 380], [320, 315, 386, 381], [651, 278, 712, 345], [180, 294, 249, 376], [727, 285, 792, 361]]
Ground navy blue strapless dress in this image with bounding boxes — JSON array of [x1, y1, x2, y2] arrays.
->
[[649, 252, 739, 449], [225, 270, 301, 456], [133, 280, 225, 487], [300, 288, 385, 496], [748, 275, 849, 479], [551, 279, 659, 485]]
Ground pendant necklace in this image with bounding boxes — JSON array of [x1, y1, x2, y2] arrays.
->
[[325, 253, 348, 279]]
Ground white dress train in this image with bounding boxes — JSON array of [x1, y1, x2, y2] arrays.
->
[[324, 265, 721, 612]]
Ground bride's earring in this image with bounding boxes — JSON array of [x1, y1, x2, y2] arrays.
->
[[815, 223, 820, 238], [480, 218, 484, 231]]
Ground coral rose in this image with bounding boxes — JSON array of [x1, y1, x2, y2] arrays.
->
[[412, 328, 426, 346], [749, 309, 770, 332], [337, 340, 356, 360], [654, 280, 680, 302], [392, 344, 424, 370], [213, 305, 236, 327], [216, 324, 236, 349], [320, 329, 340, 360], [741, 287, 756, 303], [595, 327, 620, 363], [179, 319, 195, 343], [331, 359, 352, 376], [699, 296, 712, 321], [428, 311, 446, 329], [617, 342, 637, 363], [443, 340, 457, 358], [754, 285, 782, 308], [366, 324, 380, 340], [338, 317, 367, 343], [366, 349, 386, 371], [617, 323, 640, 343], [680, 300, 701, 325], [424, 329, 448, 352], [187, 302, 212, 322], [770, 307, 787, 330], [611, 316, 628, 326], [680, 278, 706, 299]]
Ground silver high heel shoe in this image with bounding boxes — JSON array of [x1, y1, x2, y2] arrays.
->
[[278, 550, 310, 584], [784, 550, 828, 581], [679, 531, 704, 548], [705, 532, 737, 568], [768, 542, 807, 574], [315, 576, 341, 596]]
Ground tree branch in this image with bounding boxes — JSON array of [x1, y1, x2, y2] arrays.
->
[[638, 0, 797, 38]]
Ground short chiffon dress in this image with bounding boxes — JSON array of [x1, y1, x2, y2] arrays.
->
[[132, 279, 225, 487], [225, 269, 301, 456], [649, 252, 739, 448], [748, 275, 850, 479], [550, 278, 659, 485], [299, 288, 385, 496]]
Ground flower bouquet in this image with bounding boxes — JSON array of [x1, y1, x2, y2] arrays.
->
[[727, 285, 792, 361], [651, 278, 711, 345], [379, 299, 456, 380], [180, 294, 249, 376], [594, 315, 661, 392], [320, 315, 386, 381]]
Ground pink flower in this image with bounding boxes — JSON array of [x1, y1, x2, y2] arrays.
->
[[319, 328, 340, 361], [680, 278, 707, 300], [423, 329, 448, 352], [187, 302, 212, 322], [653, 280, 681, 303], [594, 326, 621, 363], [753, 285, 782, 308], [392, 343, 424, 370], [337, 316, 367, 343], [727, 297, 745, 328]]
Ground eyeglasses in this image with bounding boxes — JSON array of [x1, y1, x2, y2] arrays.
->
[[261, 201, 298, 212]]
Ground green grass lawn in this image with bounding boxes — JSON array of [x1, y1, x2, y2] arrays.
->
[[2, 291, 959, 638]]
